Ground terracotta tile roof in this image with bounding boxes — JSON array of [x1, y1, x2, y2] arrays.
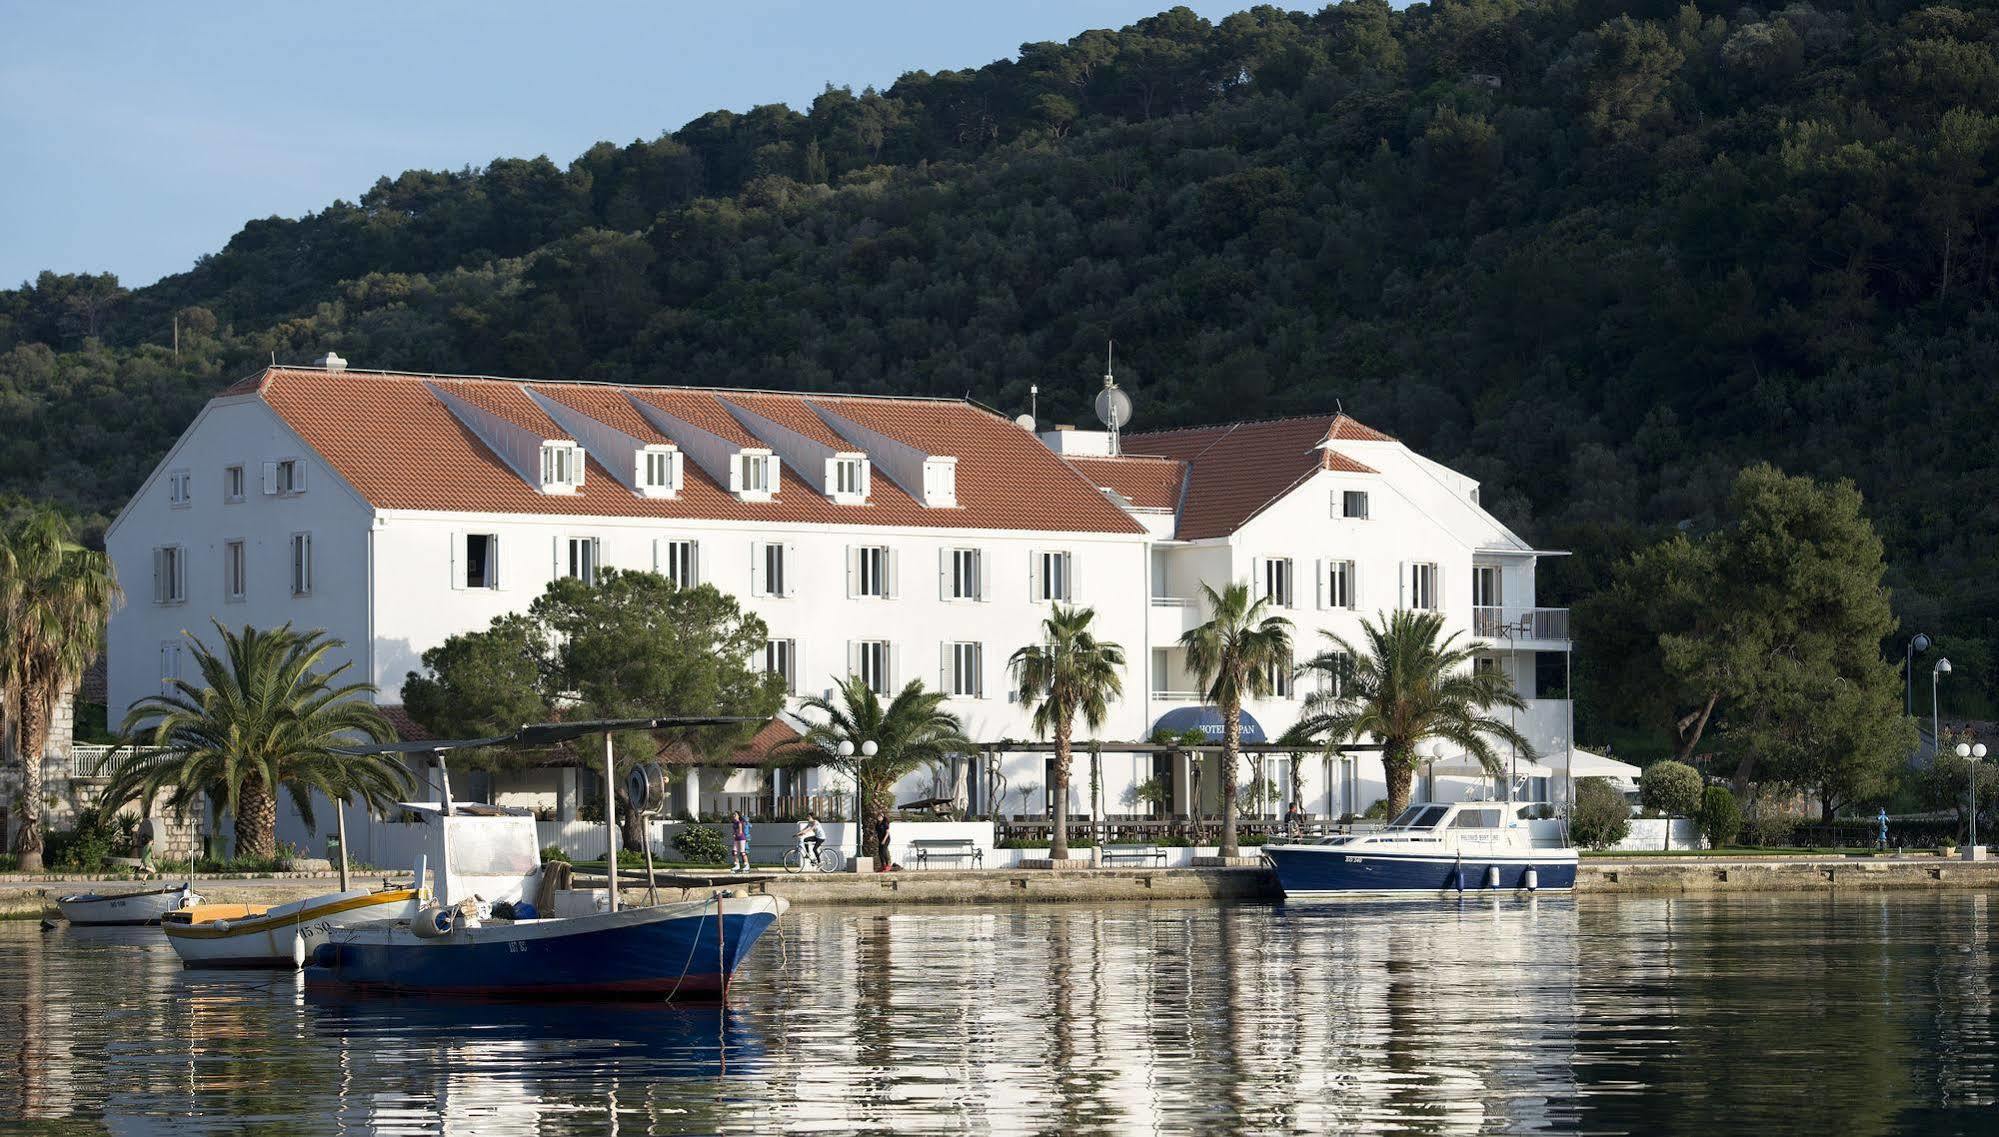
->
[[534, 385, 676, 445], [378, 705, 435, 742], [722, 393, 853, 450], [246, 368, 1142, 534], [428, 378, 565, 437], [1062, 455, 1186, 511], [1123, 413, 1390, 540], [659, 716, 801, 768], [626, 388, 760, 447]]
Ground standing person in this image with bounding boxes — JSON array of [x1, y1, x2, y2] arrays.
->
[[873, 814, 893, 872], [1878, 806, 1891, 851], [1285, 799, 1304, 837], [729, 810, 751, 873], [136, 815, 158, 877]]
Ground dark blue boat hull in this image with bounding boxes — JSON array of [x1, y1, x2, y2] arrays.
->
[[305, 906, 778, 999], [1264, 846, 1577, 896]]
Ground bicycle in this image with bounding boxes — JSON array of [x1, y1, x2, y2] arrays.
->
[[782, 841, 846, 874]]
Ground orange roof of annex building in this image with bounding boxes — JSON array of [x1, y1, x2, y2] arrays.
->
[[224, 366, 1144, 535], [1121, 413, 1390, 540]]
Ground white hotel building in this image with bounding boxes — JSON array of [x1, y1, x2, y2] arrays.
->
[[105, 362, 1575, 844]]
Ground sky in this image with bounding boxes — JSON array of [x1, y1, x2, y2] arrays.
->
[[0, 1, 1305, 289]]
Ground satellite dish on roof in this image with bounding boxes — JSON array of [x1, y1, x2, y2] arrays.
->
[[1094, 341, 1132, 455], [1014, 413, 1036, 431]]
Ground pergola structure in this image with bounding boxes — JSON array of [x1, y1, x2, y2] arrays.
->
[[969, 739, 1387, 827]]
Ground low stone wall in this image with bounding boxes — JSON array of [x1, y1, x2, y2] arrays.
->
[[1579, 856, 1999, 893]]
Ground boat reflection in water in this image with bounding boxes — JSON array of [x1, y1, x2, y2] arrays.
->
[[303, 990, 764, 1134]]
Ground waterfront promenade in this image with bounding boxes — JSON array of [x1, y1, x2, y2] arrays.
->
[[8, 853, 1999, 918]]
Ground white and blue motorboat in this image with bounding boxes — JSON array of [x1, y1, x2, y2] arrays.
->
[[1263, 801, 1578, 897]]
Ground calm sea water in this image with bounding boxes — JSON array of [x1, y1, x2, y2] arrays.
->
[[2, 894, 1997, 1135]]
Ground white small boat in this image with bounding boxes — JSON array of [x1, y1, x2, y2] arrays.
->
[[163, 886, 420, 969], [55, 882, 201, 926], [1264, 801, 1579, 897]]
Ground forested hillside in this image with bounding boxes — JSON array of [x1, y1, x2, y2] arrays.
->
[[6, 0, 1999, 710]]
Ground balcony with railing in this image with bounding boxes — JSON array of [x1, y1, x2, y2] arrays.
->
[[1473, 606, 1569, 647]]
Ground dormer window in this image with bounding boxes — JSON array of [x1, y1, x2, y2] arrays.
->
[[828, 455, 869, 504], [540, 442, 585, 495], [731, 450, 778, 500], [637, 446, 682, 497], [921, 457, 957, 508]]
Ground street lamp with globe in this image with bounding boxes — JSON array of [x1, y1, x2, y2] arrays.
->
[[1958, 741, 1989, 858]]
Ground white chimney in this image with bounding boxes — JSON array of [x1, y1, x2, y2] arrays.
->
[[318, 352, 347, 372]]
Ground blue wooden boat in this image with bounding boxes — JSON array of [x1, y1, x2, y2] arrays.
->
[[301, 802, 786, 999], [1263, 801, 1578, 897]]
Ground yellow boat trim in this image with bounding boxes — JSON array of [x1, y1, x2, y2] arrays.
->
[[163, 889, 417, 940]]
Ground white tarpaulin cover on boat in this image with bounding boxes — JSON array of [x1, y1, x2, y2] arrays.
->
[[1554, 748, 1642, 786]]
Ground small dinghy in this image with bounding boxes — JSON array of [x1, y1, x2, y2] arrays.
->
[[1264, 801, 1579, 897], [163, 886, 419, 969], [55, 882, 201, 926]]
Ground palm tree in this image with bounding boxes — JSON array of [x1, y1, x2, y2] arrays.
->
[[1295, 610, 1532, 818], [791, 675, 971, 862], [0, 508, 121, 872], [105, 623, 407, 861], [1181, 582, 1292, 857], [1010, 604, 1126, 860]]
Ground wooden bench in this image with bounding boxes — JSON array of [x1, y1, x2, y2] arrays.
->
[[911, 838, 984, 869], [1100, 844, 1168, 867]]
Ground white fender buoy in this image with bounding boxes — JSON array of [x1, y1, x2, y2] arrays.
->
[[1524, 867, 1539, 892], [291, 931, 308, 969], [1484, 865, 1501, 889]]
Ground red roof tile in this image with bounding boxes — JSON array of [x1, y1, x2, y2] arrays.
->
[[722, 392, 853, 450], [659, 716, 802, 768], [1123, 414, 1388, 539], [533, 385, 676, 445], [249, 368, 1142, 534], [1062, 455, 1186, 511]]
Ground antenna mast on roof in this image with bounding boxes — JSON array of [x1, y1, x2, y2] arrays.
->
[[1094, 339, 1133, 457]]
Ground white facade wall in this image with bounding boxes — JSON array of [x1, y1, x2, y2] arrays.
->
[[106, 398, 376, 721]]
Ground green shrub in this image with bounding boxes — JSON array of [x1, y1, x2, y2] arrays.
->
[[1699, 785, 1742, 849], [997, 837, 1051, 849], [1154, 836, 1193, 848], [540, 844, 572, 863], [1361, 799, 1389, 820], [46, 808, 133, 872], [1742, 811, 1799, 848], [1571, 778, 1631, 851], [669, 826, 729, 865]]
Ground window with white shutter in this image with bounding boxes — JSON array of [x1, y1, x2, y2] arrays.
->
[[855, 546, 890, 598], [1035, 550, 1072, 602], [1259, 557, 1293, 608], [945, 548, 983, 601], [638, 447, 681, 496], [152, 545, 186, 605], [753, 542, 788, 598], [290, 532, 313, 596], [539, 443, 584, 494], [167, 469, 192, 508], [1326, 560, 1356, 610], [565, 537, 600, 585], [856, 640, 891, 694], [223, 540, 246, 601], [945, 642, 983, 697], [659, 539, 699, 588], [223, 465, 245, 503], [764, 639, 797, 695], [1408, 562, 1438, 611]]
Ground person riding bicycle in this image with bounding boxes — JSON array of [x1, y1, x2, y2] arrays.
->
[[796, 814, 825, 864]]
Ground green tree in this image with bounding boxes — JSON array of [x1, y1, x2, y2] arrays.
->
[[1580, 466, 1912, 790], [1639, 759, 1704, 849], [790, 676, 971, 861], [1699, 784, 1741, 849], [1296, 610, 1529, 820], [402, 569, 782, 847], [1571, 777, 1631, 851], [1011, 604, 1126, 860], [106, 623, 405, 860], [0, 506, 120, 872], [1181, 582, 1291, 857]]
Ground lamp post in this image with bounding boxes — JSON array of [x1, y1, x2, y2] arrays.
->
[[1958, 741, 1988, 857], [836, 739, 878, 862], [1428, 741, 1448, 803], [1933, 658, 1952, 757], [1907, 633, 1932, 716]]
